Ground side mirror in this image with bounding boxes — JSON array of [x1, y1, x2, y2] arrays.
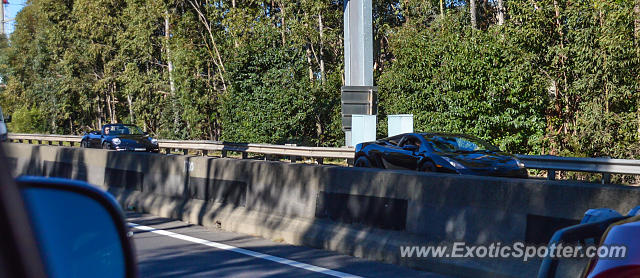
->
[[402, 144, 419, 151], [16, 176, 137, 278], [5, 115, 11, 123], [537, 215, 629, 278]]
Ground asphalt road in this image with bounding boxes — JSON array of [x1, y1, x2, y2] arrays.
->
[[127, 213, 450, 278]]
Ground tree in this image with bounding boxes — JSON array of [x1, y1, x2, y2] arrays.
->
[[2, 0, 640, 163]]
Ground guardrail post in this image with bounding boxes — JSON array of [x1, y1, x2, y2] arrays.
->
[[164, 148, 170, 154], [221, 150, 227, 158], [58, 141, 63, 146], [201, 150, 208, 156], [182, 149, 188, 155], [316, 158, 324, 165], [290, 155, 298, 163], [601, 173, 611, 184], [547, 170, 556, 180], [347, 158, 354, 166], [18, 139, 23, 143], [241, 152, 248, 159], [47, 141, 52, 145]]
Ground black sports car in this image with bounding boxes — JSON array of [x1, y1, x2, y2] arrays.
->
[[81, 124, 159, 153], [354, 133, 528, 178]]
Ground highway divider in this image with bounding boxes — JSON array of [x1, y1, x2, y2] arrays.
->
[[9, 132, 640, 183], [5, 142, 640, 278]]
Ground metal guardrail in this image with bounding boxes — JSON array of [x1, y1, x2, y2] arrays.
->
[[7, 133, 83, 144], [515, 154, 640, 183], [6, 133, 354, 163], [6, 133, 640, 183], [158, 139, 354, 160]]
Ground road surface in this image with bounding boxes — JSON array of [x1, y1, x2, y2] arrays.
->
[[127, 213, 450, 278]]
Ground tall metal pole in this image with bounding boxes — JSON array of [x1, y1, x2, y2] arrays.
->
[[342, 0, 375, 146], [344, 0, 373, 87]]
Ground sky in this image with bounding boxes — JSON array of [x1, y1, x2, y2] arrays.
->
[[3, 0, 27, 35]]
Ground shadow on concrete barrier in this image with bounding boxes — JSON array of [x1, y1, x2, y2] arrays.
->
[[5, 142, 640, 278]]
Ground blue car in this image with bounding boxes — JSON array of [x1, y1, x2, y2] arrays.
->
[[354, 133, 528, 178], [81, 124, 159, 153]]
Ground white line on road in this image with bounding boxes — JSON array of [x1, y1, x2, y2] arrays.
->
[[128, 222, 364, 278]]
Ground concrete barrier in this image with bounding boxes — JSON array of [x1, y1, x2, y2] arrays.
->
[[5, 142, 640, 278]]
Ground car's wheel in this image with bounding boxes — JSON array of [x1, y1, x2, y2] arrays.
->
[[354, 156, 373, 168], [419, 160, 436, 172], [102, 142, 112, 150]]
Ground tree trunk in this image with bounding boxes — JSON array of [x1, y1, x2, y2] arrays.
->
[[51, 116, 56, 134], [553, 0, 567, 138], [106, 92, 114, 124], [470, 0, 477, 29], [635, 3, 640, 45], [318, 12, 325, 84], [127, 94, 135, 124], [189, 0, 227, 92], [165, 10, 179, 134], [232, 0, 239, 48], [111, 82, 118, 124], [164, 12, 176, 96], [306, 45, 314, 82], [403, 0, 410, 25], [497, 0, 504, 25], [440, 0, 444, 19], [315, 114, 323, 143], [303, 10, 314, 82], [96, 95, 102, 129]]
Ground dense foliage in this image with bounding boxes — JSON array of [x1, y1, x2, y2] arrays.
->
[[1, 0, 640, 160]]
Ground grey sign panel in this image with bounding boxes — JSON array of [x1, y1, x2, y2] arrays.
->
[[342, 105, 374, 115], [341, 86, 377, 131]]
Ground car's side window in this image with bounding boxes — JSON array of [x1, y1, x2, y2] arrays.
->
[[410, 137, 421, 147], [399, 135, 421, 148], [387, 136, 403, 146], [456, 138, 479, 151], [397, 136, 407, 147]]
